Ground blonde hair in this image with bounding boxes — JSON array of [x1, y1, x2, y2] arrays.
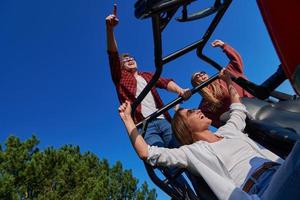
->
[[191, 73, 226, 112], [171, 109, 194, 145]]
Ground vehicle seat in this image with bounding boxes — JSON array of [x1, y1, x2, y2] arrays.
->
[[220, 97, 300, 158]]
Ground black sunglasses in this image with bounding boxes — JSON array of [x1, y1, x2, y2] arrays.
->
[[193, 71, 206, 80], [122, 57, 135, 63]]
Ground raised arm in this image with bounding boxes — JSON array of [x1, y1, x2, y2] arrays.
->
[[219, 69, 240, 104], [212, 39, 244, 74], [106, 13, 118, 52], [106, 8, 121, 84], [218, 69, 248, 132], [166, 81, 191, 100], [119, 101, 188, 168], [119, 101, 149, 160]]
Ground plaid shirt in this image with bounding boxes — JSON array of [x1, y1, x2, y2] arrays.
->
[[108, 51, 172, 123]]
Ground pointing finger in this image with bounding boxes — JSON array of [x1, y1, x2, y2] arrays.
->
[[113, 4, 117, 16]]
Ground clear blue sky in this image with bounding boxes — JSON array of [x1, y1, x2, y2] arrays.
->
[[0, 0, 294, 199]]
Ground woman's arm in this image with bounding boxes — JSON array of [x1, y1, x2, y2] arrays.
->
[[119, 101, 188, 168], [119, 101, 149, 160], [212, 39, 244, 74], [219, 69, 240, 104], [218, 70, 247, 132]]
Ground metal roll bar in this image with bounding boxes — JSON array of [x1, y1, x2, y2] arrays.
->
[[131, 0, 232, 119]]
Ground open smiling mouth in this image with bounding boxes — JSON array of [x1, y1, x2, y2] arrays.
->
[[128, 62, 135, 67]]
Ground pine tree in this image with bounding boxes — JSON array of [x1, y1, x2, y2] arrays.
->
[[0, 135, 157, 200]]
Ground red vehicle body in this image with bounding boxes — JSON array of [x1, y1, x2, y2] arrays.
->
[[257, 0, 300, 94]]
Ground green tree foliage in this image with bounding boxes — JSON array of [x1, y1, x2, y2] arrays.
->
[[0, 135, 157, 200]]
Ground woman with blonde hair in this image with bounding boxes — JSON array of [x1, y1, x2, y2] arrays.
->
[[119, 69, 300, 200], [191, 39, 252, 127]]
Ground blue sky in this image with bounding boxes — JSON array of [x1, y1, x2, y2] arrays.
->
[[0, 0, 295, 199]]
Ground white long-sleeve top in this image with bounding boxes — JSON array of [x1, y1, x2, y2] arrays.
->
[[146, 103, 284, 200]]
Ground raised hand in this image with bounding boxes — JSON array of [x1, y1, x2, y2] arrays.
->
[[219, 69, 232, 83], [106, 4, 119, 52], [211, 39, 225, 48], [118, 100, 132, 121], [179, 88, 192, 100], [113, 3, 117, 16], [106, 4, 119, 29], [106, 14, 119, 29]]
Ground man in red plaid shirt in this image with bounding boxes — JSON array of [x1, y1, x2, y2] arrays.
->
[[106, 8, 196, 195], [106, 12, 191, 149]]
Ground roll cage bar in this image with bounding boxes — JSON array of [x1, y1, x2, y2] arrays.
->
[[131, 0, 292, 126], [131, 0, 232, 124], [131, 1, 231, 199]]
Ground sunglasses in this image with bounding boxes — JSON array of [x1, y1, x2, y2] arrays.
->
[[177, 108, 198, 117], [122, 57, 135, 63], [187, 109, 198, 116], [193, 71, 206, 79]]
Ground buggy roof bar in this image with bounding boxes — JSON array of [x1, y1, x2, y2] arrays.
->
[[135, 0, 223, 22], [131, 0, 232, 119], [135, 0, 195, 20], [176, 0, 222, 22]]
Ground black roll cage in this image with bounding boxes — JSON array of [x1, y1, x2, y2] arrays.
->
[[131, 0, 292, 129], [131, 1, 232, 199], [132, 0, 232, 128]]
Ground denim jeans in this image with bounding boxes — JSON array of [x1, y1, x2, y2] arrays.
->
[[247, 141, 300, 199], [247, 165, 280, 196], [142, 118, 179, 148], [260, 141, 300, 200]]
